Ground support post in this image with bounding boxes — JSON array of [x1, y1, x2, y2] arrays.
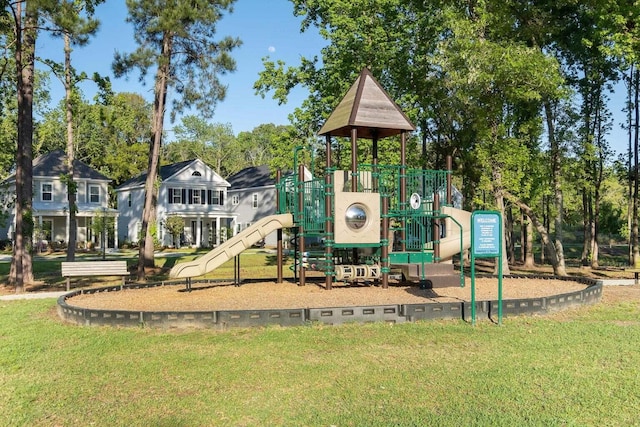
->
[[434, 192, 440, 261], [351, 128, 358, 192], [446, 155, 452, 205], [276, 169, 284, 284], [234, 255, 240, 286], [400, 131, 407, 251], [325, 135, 333, 290], [381, 194, 389, 288], [298, 163, 306, 287]]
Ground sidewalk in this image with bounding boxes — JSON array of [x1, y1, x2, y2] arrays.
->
[[0, 291, 68, 301]]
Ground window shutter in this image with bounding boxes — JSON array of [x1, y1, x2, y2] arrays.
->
[[181, 189, 186, 204], [207, 189, 213, 205], [201, 189, 206, 204], [188, 189, 193, 204], [168, 188, 173, 204], [219, 191, 224, 206]]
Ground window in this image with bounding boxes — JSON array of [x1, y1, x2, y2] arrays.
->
[[168, 188, 183, 204], [192, 171, 201, 176], [89, 185, 100, 203], [205, 190, 224, 205], [252, 193, 259, 209], [191, 189, 201, 204], [41, 183, 53, 201], [127, 194, 132, 207], [188, 189, 206, 205], [232, 195, 239, 206]]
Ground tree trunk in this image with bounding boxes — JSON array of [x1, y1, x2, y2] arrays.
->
[[581, 190, 591, 265], [524, 213, 535, 268], [65, 32, 77, 261], [491, 166, 511, 275], [627, 66, 635, 265], [540, 197, 547, 264], [591, 109, 606, 269], [502, 190, 566, 276], [633, 67, 640, 266], [506, 205, 514, 263], [544, 100, 566, 274], [519, 209, 525, 264], [10, 2, 36, 291], [137, 31, 173, 280]]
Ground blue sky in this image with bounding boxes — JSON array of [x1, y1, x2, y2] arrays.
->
[[38, 0, 326, 137], [38, 0, 630, 155]]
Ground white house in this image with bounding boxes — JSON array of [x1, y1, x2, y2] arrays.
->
[[115, 159, 234, 248], [0, 150, 117, 250]]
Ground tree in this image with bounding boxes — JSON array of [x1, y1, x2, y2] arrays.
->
[[6, 0, 38, 291], [164, 214, 184, 248], [44, 0, 103, 261], [164, 117, 242, 178], [256, 0, 566, 274], [91, 207, 113, 258], [236, 123, 289, 168], [36, 92, 151, 185], [113, 0, 241, 280]]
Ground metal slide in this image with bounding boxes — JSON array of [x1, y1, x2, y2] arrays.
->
[[437, 206, 472, 260], [169, 214, 294, 279]]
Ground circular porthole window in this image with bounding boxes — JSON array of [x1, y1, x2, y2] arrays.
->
[[345, 203, 368, 230]]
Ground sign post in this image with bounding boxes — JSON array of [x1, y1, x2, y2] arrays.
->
[[470, 211, 503, 325]]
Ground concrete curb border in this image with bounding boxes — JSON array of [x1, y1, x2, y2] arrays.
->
[[56, 276, 604, 330]]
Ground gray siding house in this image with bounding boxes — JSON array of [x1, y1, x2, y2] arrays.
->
[[226, 165, 277, 246], [226, 165, 311, 247], [0, 150, 117, 250]]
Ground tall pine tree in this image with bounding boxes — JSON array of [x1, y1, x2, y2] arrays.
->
[[113, 0, 241, 280]]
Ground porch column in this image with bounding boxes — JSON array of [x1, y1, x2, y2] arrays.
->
[[38, 215, 43, 251], [216, 217, 221, 246], [114, 213, 119, 249], [196, 215, 202, 248]]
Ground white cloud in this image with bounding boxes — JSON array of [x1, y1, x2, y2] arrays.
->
[[268, 46, 276, 53]]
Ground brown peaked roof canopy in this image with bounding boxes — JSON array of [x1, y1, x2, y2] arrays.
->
[[318, 68, 415, 139]]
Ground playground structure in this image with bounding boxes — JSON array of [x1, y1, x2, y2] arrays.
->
[[170, 69, 472, 289]]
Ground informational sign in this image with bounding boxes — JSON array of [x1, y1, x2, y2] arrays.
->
[[472, 212, 501, 257], [470, 210, 503, 326]]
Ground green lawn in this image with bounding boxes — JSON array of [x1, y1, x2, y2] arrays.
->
[[1, 297, 639, 426], [0, 249, 297, 289]]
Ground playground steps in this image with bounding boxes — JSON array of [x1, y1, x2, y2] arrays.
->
[[393, 263, 461, 288]]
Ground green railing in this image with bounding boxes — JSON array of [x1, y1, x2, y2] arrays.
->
[[278, 163, 452, 264], [300, 178, 326, 234]]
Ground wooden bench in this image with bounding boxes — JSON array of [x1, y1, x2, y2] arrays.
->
[[624, 261, 640, 285], [61, 261, 129, 291]]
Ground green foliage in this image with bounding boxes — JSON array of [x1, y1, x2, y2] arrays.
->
[[36, 92, 151, 186], [113, 0, 242, 122], [91, 208, 114, 236], [236, 123, 289, 167], [163, 117, 240, 177], [140, 220, 162, 250], [164, 214, 184, 247]]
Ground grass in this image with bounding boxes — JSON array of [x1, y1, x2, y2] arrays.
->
[[0, 248, 298, 291], [1, 248, 639, 424], [0, 296, 639, 426], [0, 244, 635, 292]]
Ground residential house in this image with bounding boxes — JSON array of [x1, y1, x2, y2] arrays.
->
[[115, 159, 233, 248], [0, 150, 117, 250], [226, 165, 311, 247]]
